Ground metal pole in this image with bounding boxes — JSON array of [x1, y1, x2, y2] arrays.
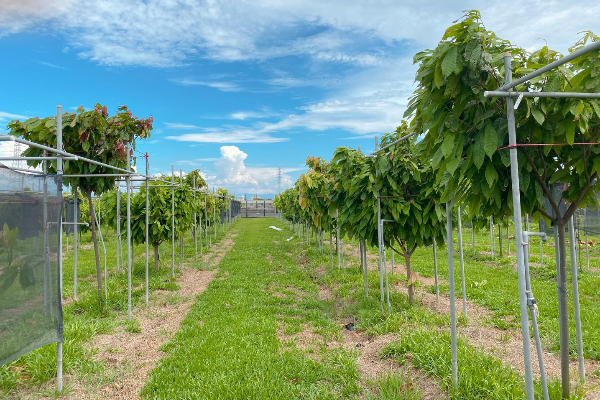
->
[[116, 182, 121, 273], [584, 209, 589, 269], [446, 203, 457, 385], [391, 244, 394, 274], [362, 240, 369, 298], [381, 226, 391, 314], [507, 223, 510, 255], [471, 223, 475, 256], [497, 40, 600, 91], [145, 153, 149, 305], [503, 53, 535, 400], [180, 169, 183, 270], [490, 215, 494, 258], [329, 223, 333, 269], [375, 136, 384, 312], [336, 213, 341, 269], [126, 146, 132, 321], [569, 216, 585, 380], [433, 240, 439, 302], [457, 206, 467, 316], [56, 105, 63, 393], [206, 194, 210, 247], [73, 185, 78, 300], [523, 231, 550, 400], [499, 222, 503, 257], [171, 165, 175, 278], [193, 176, 197, 260]]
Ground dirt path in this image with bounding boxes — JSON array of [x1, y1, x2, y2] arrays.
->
[[384, 257, 600, 397], [289, 261, 448, 399], [21, 234, 236, 400]]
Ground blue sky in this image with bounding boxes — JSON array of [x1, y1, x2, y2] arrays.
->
[[0, 0, 598, 198]]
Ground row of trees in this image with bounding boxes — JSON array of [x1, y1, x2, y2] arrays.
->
[[276, 10, 600, 397], [7, 104, 233, 303]]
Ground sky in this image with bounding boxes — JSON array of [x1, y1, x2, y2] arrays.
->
[[0, 0, 598, 199]]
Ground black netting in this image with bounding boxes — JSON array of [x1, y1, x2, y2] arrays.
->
[[63, 198, 80, 236], [220, 207, 226, 223], [0, 166, 62, 367]]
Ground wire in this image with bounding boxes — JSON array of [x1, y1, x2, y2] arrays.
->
[[498, 142, 599, 150]]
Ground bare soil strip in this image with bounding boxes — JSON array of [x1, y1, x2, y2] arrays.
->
[[26, 234, 235, 400], [384, 257, 600, 396]]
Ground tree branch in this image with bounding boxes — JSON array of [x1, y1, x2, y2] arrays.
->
[[522, 147, 560, 222], [564, 171, 598, 221]]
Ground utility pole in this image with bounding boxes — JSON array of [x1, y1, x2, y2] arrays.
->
[[277, 166, 282, 194], [13, 142, 23, 169]]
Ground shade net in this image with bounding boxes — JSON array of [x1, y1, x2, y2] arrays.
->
[[0, 166, 63, 367]]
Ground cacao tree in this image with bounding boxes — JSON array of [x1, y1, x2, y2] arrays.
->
[[407, 11, 600, 395], [7, 104, 152, 303]]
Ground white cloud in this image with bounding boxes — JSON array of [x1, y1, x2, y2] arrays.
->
[[0, 111, 29, 123], [214, 146, 257, 186], [169, 78, 241, 92], [164, 122, 200, 129], [229, 109, 279, 120], [0, 1, 596, 68], [166, 129, 288, 144], [37, 61, 68, 70], [210, 145, 297, 195]]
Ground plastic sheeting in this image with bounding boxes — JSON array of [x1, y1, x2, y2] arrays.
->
[[0, 166, 62, 367]]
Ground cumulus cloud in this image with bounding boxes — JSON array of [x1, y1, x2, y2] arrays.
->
[[214, 146, 257, 186], [208, 146, 297, 195]]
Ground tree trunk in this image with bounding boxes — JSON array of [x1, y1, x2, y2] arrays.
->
[[404, 253, 414, 305], [556, 222, 571, 398], [153, 242, 160, 272], [86, 190, 103, 304]]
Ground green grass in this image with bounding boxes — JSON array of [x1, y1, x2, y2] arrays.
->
[[364, 372, 423, 400], [142, 218, 361, 399], [0, 220, 228, 396], [389, 223, 600, 361]]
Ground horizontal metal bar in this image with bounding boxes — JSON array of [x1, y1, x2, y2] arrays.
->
[[0, 166, 44, 174], [369, 131, 419, 157], [485, 90, 600, 99], [0, 156, 78, 161], [64, 174, 133, 178], [0, 135, 134, 174], [62, 222, 89, 226], [498, 42, 600, 91]]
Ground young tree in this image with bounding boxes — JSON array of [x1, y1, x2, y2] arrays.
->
[[298, 156, 333, 241], [407, 11, 600, 395], [102, 181, 198, 272], [328, 123, 446, 305], [7, 104, 152, 303]]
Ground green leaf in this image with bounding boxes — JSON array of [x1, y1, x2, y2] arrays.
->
[[473, 146, 485, 170], [441, 46, 458, 78], [445, 157, 460, 176], [441, 135, 454, 157], [565, 123, 575, 145], [573, 101, 584, 119], [434, 64, 443, 89], [469, 44, 482, 69], [530, 108, 545, 125], [485, 163, 498, 187], [483, 123, 498, 158]]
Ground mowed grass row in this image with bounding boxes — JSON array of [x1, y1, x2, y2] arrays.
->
[[145, 218, 553, 400], [142, 218, 361, 399], [401, 224, 600, 362], [0, 222, 226, 397], [291, 222, 588, 399]]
